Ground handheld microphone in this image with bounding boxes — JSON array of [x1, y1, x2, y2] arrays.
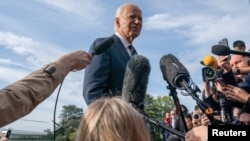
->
[[90, 37, 114, 56], [203, 55, 218, 69], [220, 98, 227, 123], [212, 44, 250, 57], [122, 55, 151, 111]]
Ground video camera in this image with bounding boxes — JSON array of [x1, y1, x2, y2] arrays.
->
[[202, 67, 219, 82]]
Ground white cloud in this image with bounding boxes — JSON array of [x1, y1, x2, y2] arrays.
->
[[0, 58, 22, 66], [0, 31, 68, 66], [1, 0, 250, 132], [37, 0, 108, 27]]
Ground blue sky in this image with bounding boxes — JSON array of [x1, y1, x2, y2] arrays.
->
[[1, 0, 250, 132]]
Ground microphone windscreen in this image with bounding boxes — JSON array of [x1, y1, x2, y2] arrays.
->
[[211, 44, 230, 56], [203, 55, 218, 69], [160, 54, 190, 88], [90, 37, 114, 56], [122, 55, 151, 110]]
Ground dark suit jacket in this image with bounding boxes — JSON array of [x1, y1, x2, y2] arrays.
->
[[83, 34, 131, 105]]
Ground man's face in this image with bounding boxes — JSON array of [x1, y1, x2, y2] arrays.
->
[[116, 5, 142, 42], [170, 111, 177, 119], [166, 113, 170, 118], [185, 117, 193, 129], [230, 55, 249, 79], [230, 55, 249, 69]]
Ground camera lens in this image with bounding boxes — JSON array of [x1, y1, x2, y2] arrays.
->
[[202, 67, 217, 81], [205, 68, 215, 78], [193, 113, 200, 120]]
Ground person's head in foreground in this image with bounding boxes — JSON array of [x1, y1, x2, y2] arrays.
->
[[75, 97, 151, 141]]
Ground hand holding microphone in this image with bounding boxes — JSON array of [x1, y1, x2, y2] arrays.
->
[[212, 44, 250, 57], [69, 37, 114, 72]]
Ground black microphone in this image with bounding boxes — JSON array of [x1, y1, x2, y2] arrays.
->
[[90, 37, 114, 56], [160, 54, 221, 125], [212, 44, 250, 56], [220, 98, 227, 123], [160, 53, 190, 89], [121, 55, 185, 139], [122, 55, 150, 111]]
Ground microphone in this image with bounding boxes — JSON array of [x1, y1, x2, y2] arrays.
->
[[203, 55, 218, 69], [122, 55, 151, 111], [122, 55, 185, 139], [212, 44, 250, 57], [159, 53, 190, 89], [160, 54, 220, 125], [220, 98, 227, 123], [90, 37, 114, 56]]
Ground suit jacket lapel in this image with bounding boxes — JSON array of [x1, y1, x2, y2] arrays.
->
[[111, 34, 130, 61]]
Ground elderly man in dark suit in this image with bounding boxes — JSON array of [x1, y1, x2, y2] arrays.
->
[[83, 3, 143, 105]]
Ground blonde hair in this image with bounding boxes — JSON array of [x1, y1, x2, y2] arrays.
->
[[75, 97, 151, 141]]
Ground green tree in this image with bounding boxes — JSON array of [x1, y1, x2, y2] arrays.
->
[[55, 105, 83, 141], [144, 94, 175, 141]]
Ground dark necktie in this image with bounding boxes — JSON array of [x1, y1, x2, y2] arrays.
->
[[128, 45, 137, 55]]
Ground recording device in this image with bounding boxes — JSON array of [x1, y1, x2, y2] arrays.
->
[[202, 67, 218, 82], [219, 96, 234, 123], [0, 129, 11, 139], [201, 55, 220, 82], [53, 37, 114, 139], [160, 53, 222, 125], [121, 55, 185, 139], [5, 129, 11, 138], [90, 37, 114, 56], [212, 44, 250, 57], [220, 97, 227, 122], [193, 113, 202, 122], [160, 53, 190, 89], [160, 53, 202, 96], [122, 55, 151, 111], [192, 112, 203, 124]]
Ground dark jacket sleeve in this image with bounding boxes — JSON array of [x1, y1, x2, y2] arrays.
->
[[83, 38, 111, 105]]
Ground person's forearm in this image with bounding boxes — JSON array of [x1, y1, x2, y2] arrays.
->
[[0, 62, 66, 127]]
